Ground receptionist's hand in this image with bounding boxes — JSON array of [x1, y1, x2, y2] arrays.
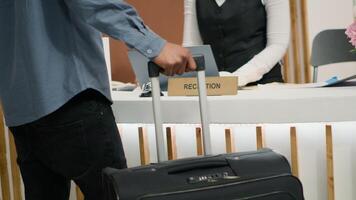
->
[[219, 71, 248, 87], [219, 71, 234, 77]]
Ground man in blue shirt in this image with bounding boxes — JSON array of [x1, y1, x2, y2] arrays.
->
[[0, 0, 196, 199]]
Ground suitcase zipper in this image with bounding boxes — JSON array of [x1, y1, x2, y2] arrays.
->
[[137, 174, 300, 200], [232, 191, 296, 200]]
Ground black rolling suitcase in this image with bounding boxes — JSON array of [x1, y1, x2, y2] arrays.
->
[[103, 56, 304, 200]]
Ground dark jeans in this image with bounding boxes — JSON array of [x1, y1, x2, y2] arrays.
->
[[10, 90, 127, 200]]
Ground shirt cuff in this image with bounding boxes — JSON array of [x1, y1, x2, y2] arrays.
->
[[134, 28, 166, 60]]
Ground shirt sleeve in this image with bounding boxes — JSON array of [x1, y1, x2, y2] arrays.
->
[[182, 0, 203, 47], [63, 0, 166, 59], [221, 0, 291, 86]]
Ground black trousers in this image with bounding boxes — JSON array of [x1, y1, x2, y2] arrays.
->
[[10, 90, 127, 200]]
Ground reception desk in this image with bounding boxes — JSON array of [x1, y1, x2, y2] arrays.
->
[[112, 86, 356, 200]]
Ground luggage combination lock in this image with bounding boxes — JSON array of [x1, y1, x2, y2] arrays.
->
[[187, 172, 239, 184]]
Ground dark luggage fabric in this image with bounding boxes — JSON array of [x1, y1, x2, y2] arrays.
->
[[103, 149, 304, 200]]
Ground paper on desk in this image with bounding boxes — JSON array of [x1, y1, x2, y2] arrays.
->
[[256, 74, 356, 89]]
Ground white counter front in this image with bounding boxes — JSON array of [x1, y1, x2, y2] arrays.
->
[[112, 86, 356, 124]]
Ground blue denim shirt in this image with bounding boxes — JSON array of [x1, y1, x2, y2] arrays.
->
[[0, 0, 166, 126]]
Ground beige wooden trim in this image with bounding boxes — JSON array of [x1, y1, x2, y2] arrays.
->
[[138, 127, 150, 165], [0, 108, 11, 200], [195, 127, 204, 156], [76, 186, 84, 200], [166, 127, 177, 160], [290, 0, 302, 83], [290, 127, 299, 177], [225, 129, 235, 153], [9, 131, 22, 200], [326, 125, 335, 200], [301, 0, 311, 83], [256, 126, 265, 150], [283, 53, 290, 83]]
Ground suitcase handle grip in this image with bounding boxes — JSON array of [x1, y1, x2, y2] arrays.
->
[[148, 55, 205, 78], [149, 54, 211, 162], [167, 160, 228, 174]]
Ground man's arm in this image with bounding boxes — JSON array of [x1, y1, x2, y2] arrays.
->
[[64, 0, 196, 75]]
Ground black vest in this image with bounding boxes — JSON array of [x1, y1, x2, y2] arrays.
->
[[196, 0, 283, 84]]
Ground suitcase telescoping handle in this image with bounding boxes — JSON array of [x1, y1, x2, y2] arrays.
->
[[148, 55, 212, 162]]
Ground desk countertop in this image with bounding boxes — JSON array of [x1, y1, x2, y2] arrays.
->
[[112, 86, 356, 124]]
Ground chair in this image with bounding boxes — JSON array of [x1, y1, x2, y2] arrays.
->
[[311, 29, 356, 82]]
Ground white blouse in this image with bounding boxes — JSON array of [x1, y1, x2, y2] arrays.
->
[[183, 0, 291, 86]]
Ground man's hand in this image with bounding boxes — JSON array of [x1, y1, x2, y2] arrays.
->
[[153, 43, 197, 76]]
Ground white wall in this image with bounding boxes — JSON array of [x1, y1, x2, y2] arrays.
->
[[307, 0, 356, 81], [307, 0, 353, 44]]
